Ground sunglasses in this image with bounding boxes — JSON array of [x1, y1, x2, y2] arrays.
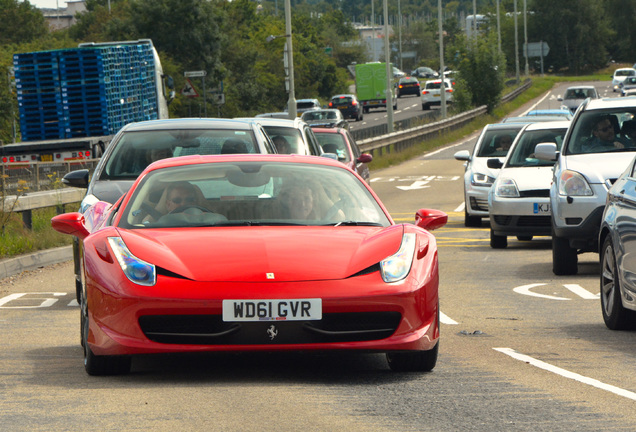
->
[[169, 196, 196, 205]]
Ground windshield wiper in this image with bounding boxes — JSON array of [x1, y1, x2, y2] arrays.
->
[[328, 221, 385, 227]]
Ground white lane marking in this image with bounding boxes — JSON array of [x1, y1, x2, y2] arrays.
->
[[440, 312, 458, 325], [564, 284, 599, 299], [494, 348, 636, 401], [0, 292, 66, 308], [68, 299, 79, 307], [513, 283, 569, 301], [454, 202, 465, 212]]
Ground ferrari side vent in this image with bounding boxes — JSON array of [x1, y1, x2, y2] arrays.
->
[[156, 267, 192, 280]]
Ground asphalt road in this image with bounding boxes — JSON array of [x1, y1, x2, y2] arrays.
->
[[1, 80, 635, 431]]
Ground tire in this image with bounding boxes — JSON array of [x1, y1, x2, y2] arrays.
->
[[83, 308, 131, 376], [422, 103, 430, 110], [363, 107, 369, 114], [490, 229, 507, 249], [517, 235, 533, 241], [552, 230, 578, 275], [600, 236, 635, 330], [464, 209, 481, 227], [387, 343, 438, 372]]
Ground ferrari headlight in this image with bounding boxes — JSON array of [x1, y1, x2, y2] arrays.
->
[[495, 178, 520, 197], [380, 233, 416, 283], [558, 170, 593, 196], [471, 172, 495, 187], [108, 237, 156, 286]]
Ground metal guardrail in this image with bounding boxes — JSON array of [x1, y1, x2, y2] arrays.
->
[[357, 79, 532, 156]]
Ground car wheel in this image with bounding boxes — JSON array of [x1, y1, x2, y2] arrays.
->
[[517, 235, 533, 241], [490, 229, 507, 249], [363, 107, 369, 114], [83, 308, 131, 376], [386, 343, 438, 372], [422, 103, 430, 110], [464, 209, 481, 227], [552, 230, 578, 275], [600, 236, 635, 330]]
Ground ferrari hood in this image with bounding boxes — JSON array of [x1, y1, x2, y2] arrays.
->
[[118, 225, 404, 282]]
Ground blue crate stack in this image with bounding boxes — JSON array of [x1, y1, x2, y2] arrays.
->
[[14, 42, 159, 141]]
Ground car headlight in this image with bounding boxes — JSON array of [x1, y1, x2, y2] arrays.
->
[[495, 178, 520, 197], [471, 172, 496, 187], [558, 170, 593, 196], [108, 237, 156, 286], [380, 233, 416, 283]]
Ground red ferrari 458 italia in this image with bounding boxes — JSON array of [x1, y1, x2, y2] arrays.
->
[[52, 154, 447, 375]]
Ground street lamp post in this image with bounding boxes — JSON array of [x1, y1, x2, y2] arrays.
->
[[284, 0, 296, 119], [383, 0, 393, 133], [438, 0, 446, 118]]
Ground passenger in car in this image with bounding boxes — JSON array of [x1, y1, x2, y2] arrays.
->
[[279, 184, 316, 220], [494, 134, 513, 153], [272, 136, 292, 154]]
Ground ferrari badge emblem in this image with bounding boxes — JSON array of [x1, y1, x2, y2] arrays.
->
[[266, 273, 275, 279], [267, 325, 278, 340]]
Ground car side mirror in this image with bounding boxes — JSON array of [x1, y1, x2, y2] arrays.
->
[[357, 153, 373, 163], [62, 169, 90, 189], [534, 142, 558, 161], [415, 209, 447, 231], [51, 212, 90, 240], [487, 158, 503, 169], [453, 150, 471, 161], [557, 97, 563, 101]]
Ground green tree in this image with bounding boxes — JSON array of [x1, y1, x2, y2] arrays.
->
[[0, 0, 48, 45]]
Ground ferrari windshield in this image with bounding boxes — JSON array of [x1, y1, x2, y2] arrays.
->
[[505, 127, 568, 167], [120, 161, 391, 228]]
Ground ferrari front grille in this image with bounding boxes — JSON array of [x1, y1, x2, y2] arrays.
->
[[139, 312, 402, 345]]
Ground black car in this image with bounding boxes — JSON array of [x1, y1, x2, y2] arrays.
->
[[329, 94, 363, 121], [301, 109, 349, 130], [410, 67, 438, 79], [397, 77, 421, 97]]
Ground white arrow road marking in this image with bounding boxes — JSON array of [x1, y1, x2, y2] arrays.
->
[[440, 312, 458, 325], [0, 292, 66, 308], [396, 180, 431, 190], [513, 283, 570, 300], [454, 202, 465, 212], [494, 348, 636, 401], [563, 284, 599, 299]]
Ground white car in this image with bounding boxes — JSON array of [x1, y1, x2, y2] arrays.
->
[[612, 68, 636, 92], [535, 97, 636, 275], [421, 79, 454, 110], [558, 86, 599, 113], [488, 121, 571, 248], [454, 123, 526, 227], [621, 76, 636, 96]]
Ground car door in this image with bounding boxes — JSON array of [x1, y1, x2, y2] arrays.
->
[[616, 160, 636, 293]]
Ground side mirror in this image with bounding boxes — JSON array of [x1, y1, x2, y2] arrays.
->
[[487, 158, 503, 169], [557, 96, 563, 101], [62, 169, 90, 189], [51, 212, 89, 240], [415, 209, 447, 231], [357, 153, 373, 164], [534, 142, 558, 161], [454, 150, 471, 161]]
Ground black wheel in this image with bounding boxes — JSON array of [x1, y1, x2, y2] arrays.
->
[[552, 230, 578, 275], [387, 343, 438, 372], [422, 103, 430, 110], [600, 236, 635, 330], [464, 209, 481, 227], [490, 229, 507, 249], [72, 239, 82, 303], [517, 235, 533, 241], [363, 107, 369, 114], [83, 311, 131, 376]]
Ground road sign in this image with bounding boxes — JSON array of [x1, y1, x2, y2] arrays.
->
[[181, 78, 199, 98], [524, 42, 550, 58], [184, 70, 207, 78]]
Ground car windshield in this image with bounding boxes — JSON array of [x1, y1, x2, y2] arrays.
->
[[297, 102, 317, 109], [120, 161, 390, 228], [564, 88, 595, 99], [102, 129, 259, 179], [261, 126, 307, 155], [314, 133, 351, 163], [616, 70, 635, 77], [505, 128, 568, 167], [333, 97, 353, 104], [565, 109, 636, 155], [425, 81, 447, 90], [475, 128, 523, 157]]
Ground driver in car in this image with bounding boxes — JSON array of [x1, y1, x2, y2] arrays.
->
[[585, 116, 630, 151]]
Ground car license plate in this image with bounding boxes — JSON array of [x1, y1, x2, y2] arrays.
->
[[533, 203, 550, 214], [337, 105, 348, 109], [434, 94, 440, 97], [222, 298, 322, 322]]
